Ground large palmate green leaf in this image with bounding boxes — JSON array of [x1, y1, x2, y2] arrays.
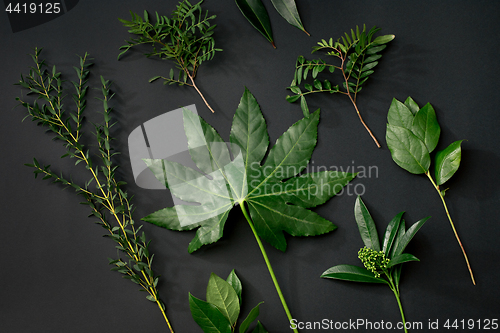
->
[[143, 88, 356, 252]]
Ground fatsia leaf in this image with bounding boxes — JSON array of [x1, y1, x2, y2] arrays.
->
[[189, 293, 232, 333], [235, 0, 274, 47], [239, 302, 263, 333], [321, 264, 389, 284], [354, 196, 380, 251], [270, 0, 308, 35], [207, 273, 240, 326], [434, 140, 463, 186], [143, 89, 355, 252], [411, 103, 441, 153], [386, 124, 431, 174], [386, 253, 420, 268]]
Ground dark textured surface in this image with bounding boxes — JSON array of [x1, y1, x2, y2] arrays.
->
[[1, 1, 499, 332]]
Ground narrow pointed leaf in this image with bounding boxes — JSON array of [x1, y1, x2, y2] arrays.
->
[[393, 216, 430, 256], [239, 302, 263, 333], [434, 140, 463, 186], [354, 196, 380, 251], [411, 103, 441, 153], [189, 293, 232, 333], [386, 124, 430, 174], [235, 0, 274, 47], [386, 253, 420, 268], [321, 264, 389, 284], [270, 0, 308, 34], [382, 212, 404, 256]]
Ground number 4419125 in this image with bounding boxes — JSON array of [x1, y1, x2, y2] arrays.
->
[[5, 3, 61, 14], [444, 319, 498, 330]]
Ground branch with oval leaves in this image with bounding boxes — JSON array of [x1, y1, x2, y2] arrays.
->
[[321, 196, 429, 333], [189, 270, 269, 333], [235, 0, 309, 48], [142, 87, 357, 332], [286, 25, 395, 147], [385, 97, 475, 285]]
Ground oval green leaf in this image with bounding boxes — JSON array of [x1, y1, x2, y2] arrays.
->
[[189, 293, 232, 333], [387, 98, 414, 129], [411, 103, 441, 153], [434, 140, 463, 186], [270, 0, 308, 35], [207, 273, 240, 326], [386, 124, 431, 174]]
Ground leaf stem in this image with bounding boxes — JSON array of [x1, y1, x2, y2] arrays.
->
[[384, 271, 407, 332], [425, 172, 475, 285], [240, 202, 298, 333], [340, 64, 380, 148]]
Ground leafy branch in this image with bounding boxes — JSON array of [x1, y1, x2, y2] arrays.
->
[[118, 0, 222, 113], [385, 97, 475, 285], [16, 48, 174, 332], [322, 196, 429, 333], [286, 25, 395, 147]]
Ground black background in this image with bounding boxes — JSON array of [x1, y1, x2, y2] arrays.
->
[[1, 1, 499, 332]]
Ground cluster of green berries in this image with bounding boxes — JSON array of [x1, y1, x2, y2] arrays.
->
[[358, 247, 390, 278]]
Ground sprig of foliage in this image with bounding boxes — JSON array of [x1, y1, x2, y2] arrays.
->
[[286, 25, 395, 147], [385, 97, 475, 285], [321, 196, 429, 333], [189, 270, 268, 333], [235, 0, 308, 48], [142, 88, 356, 332], [16, 48, 174, 332], [118, 0, 222, 113]]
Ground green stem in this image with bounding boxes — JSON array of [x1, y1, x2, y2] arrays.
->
[[385, 271, 407, 333], [239, 202, 298, 333], [425, 172, 476, 285], [391, 286, 408, 333]]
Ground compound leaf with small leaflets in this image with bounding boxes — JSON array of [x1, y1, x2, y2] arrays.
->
[[287, 25, 394, 147], [143, 88, 356, 253]]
